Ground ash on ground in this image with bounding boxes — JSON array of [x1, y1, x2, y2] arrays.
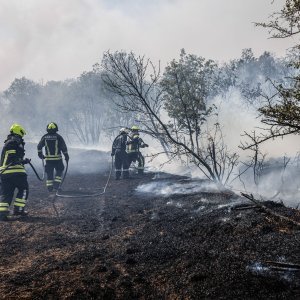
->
[[0, 164, 299, 299]]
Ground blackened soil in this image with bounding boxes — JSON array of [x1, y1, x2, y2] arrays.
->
[[0, 168, 300, 299]]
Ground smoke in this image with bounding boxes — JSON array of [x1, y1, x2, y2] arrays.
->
[[136, 179, 220, 196], [135, 176, 247, 219], [231, 162, 300, 208], [24, 142, 110, 177], [1, 0, 298, 207], [213, 89, 300, 207], [0, 0, 290, 91], [141, 85, 300, 208]]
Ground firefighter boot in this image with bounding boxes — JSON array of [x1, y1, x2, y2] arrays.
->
[[0, 212, 9, 221], [13, 207, 28, 217], [0, 202, 10, 221], [115, 170, 121, 180], [123, 170, 130, 179]]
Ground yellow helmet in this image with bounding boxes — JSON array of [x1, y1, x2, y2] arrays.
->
[[131, 125, 139, 131], [10, 123, 26, 137], [47, 122, 58, 133]]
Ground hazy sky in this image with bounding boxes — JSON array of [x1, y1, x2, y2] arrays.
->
[[0, 0, 294, 91]]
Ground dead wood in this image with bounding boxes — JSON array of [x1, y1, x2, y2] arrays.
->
[[241, 192, 300, 228], [265, 261, 300, 270], [232, 205, 259, 211]]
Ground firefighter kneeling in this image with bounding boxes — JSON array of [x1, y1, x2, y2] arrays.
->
[[127, 125, 148, 174], [111, 128, 130, 180], [0, 124, 30, 221], [37, 122, 69, 192]]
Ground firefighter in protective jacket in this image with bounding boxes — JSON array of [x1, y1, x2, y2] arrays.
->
[[111, 128, 129, 180], [127, 125, 148, 174], [0, 124, 30, 221], [37, 122, 69, 191]]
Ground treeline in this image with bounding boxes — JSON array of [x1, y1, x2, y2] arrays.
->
[[0, 66, 135, 145], [0, 48, 294, 146]]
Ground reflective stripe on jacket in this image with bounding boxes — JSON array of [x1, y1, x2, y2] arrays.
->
[[0, 134, 26, 175], [126, 134, 146, 153], [37, 133, 68, 161]]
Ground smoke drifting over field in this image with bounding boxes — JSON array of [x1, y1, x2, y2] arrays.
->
[[143, 85, 300, 208], [0, 0, 290, 91], [24, 143, 111, 177], [136, 180, 220, 196], [0, 0, 299, 209]]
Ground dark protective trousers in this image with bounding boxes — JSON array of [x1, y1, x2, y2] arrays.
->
[[115, 150, 129, 179], [0, 174, 29, 218], [45, 160, 64, 191], [128, 152, 145, 174]]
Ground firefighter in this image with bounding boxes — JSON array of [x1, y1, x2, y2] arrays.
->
[[37, 122, 69, 192], [127, 125, 149, 174], [0, 124, 31, 221], [111, 128, 130, 180]]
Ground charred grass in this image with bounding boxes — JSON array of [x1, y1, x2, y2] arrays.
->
[[0, 171, 299, 299]]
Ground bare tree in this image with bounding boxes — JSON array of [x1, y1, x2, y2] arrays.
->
[[101, 50, 238, 185], [101, 50, 169, 153], [69, 96, 104, 145]]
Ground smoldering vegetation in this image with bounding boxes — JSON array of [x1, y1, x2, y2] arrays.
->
[[136, 178, 222, 196], [0, 47, 299, 206], [1, 2, 300, 297], [1, 47, 300, 299], [0, 169, 299, 299], [0, 48, 293, 146]]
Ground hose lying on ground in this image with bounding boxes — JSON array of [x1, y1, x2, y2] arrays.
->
[[55, 158, 113, 198], [28, 157, 114, 216], [29, 158, 113, 198]]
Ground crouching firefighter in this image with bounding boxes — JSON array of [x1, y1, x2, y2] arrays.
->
[[127, 125, 149, 174], [0, 124, 31, 221], [111, 128, 129, 180], [37, 122, 69, 192]]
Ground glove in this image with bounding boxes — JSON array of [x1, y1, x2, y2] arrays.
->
[[111, 152, 115, 157], [64, 153, 69, 162], [38, 152, 45, 159], [22, 158, 31, 164]]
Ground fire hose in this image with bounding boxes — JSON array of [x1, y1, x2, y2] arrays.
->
[[29, 157, 113, 198], [50, 158, 113, 216], [0, 157, 113, 216], [55, 157, 113, 198], [29, 160, 45, 181], [22, 156, 113, 216]]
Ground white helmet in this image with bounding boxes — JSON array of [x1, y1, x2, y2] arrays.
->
[[120, 127, 128, 134]]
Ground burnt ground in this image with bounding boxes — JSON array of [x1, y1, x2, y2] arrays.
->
[[0, 152, 300, 299]]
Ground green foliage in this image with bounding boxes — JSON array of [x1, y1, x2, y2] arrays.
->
[[241, 0, 300, 149], [256, 0, 300, 38], [220, 49, 291, 103], [4, 77, 41, 133], [1, 70, 134, 144], [259, 80, 300, 130], [161, 49, 218, 134], [256, 0, 300, 143]]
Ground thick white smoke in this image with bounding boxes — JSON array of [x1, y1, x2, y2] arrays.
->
[[140, 87, 300, 208], [0, 0, 290, 91]]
